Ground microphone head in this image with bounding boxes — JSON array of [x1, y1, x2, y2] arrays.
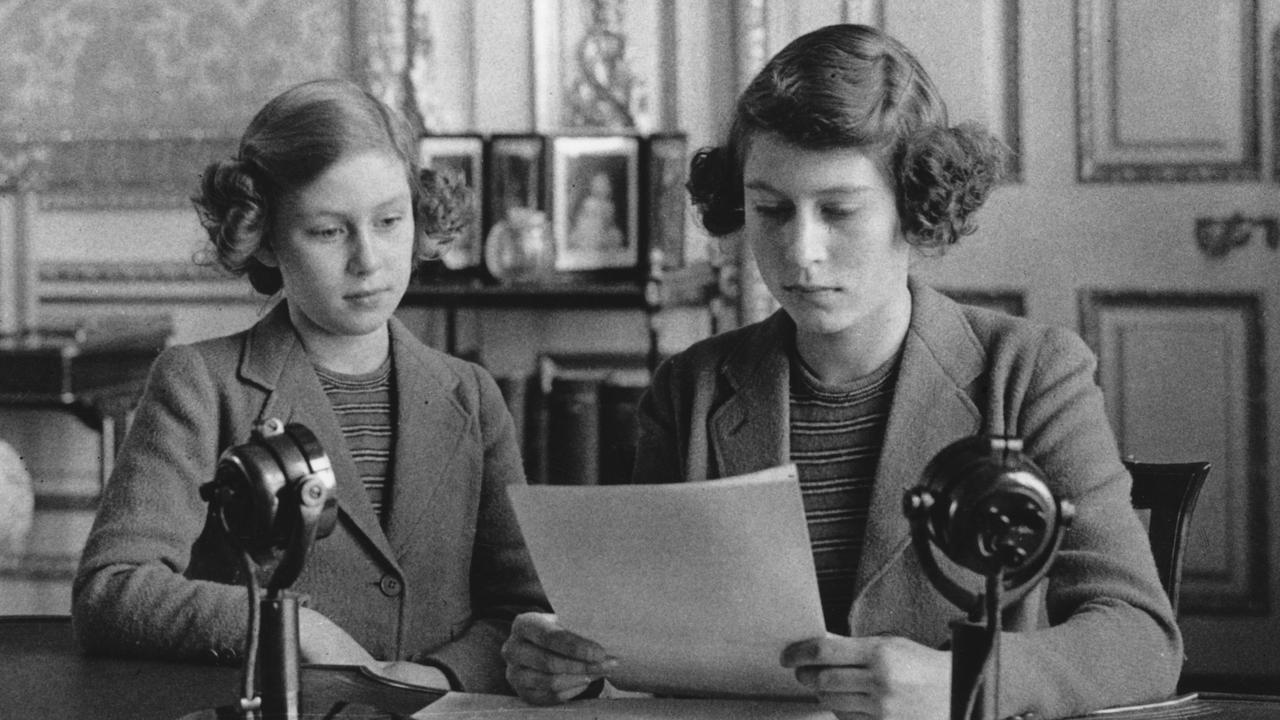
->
[[907, 435, 1073, 578], [201, 419, 338, 566]]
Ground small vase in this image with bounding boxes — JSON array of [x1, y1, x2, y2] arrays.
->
[[485, 208, 553, 283]]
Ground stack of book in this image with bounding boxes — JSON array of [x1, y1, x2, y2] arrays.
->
[[495, 353, 652, 486]]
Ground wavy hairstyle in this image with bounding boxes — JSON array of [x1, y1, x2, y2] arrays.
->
[[686, 23, 1008, 250], [191, 78, 474, 295]]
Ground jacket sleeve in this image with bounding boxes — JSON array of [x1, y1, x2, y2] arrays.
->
[[415, 364, 550, 693], [72, 345, 248, 662], [631, 353, 689, 485], [994, 325, 1182, 717]]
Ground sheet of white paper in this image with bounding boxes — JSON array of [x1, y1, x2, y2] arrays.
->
[[507, 464, 826, 699], [415, 692, 836, 719]]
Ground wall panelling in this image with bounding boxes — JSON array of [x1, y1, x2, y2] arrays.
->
[[1081, 291, 1269, 616], [1075, 0, 1260, 182]]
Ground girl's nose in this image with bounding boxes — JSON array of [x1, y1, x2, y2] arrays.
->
[[348, 228, 379, 274], [788, 209, 829, 265]]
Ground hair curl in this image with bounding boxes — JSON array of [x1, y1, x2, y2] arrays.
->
[[192, 157, 278, 294], [686, 146, 743, 237], [686, 23, 1009, 250], [895, 123, 1009, 249], [191, 79, 472, 295]]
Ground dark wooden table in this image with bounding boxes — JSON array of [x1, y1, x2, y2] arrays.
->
[[3, 616, 1278, 719], [0, 616, 442, 719]]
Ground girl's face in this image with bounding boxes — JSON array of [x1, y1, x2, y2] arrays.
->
[[259, 149, 415, 365], [742, 133, 911, 343]]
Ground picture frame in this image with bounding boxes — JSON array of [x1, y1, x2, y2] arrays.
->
[[418, 134, 486, 272], [549, 135, 641, 273], [486, 134, 546, 234], [642, 133, 688, 271]]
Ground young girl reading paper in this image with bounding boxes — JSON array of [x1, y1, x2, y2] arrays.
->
[[73, 79, 547, 694], [501, 24, 1180, 720]]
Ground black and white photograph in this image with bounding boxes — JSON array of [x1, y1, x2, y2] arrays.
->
[[549, 135, 639, 272], [1, 1, 1278, 717], [418, 134, 485, 271], [643, 132, 688, 271], [486, 134, 546, 233]]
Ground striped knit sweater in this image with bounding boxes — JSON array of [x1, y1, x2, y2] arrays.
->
[[314, 357, 395, 525], [789, 352, 898, 635]]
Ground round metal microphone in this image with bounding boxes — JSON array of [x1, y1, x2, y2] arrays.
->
[[903, 435, 1074, 616]]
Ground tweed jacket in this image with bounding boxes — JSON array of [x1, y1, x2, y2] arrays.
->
[[633, 278, 1181, 719], [73, 302, 547, 693]]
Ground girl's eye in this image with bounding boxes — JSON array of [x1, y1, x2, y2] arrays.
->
[[822, 205, 860, 220], [751, 204, 791, 220], [307, 226, 345, 240], [378, 214, 405, 229]]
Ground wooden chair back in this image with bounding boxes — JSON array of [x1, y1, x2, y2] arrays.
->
[[1124, 459, 1211, 615]]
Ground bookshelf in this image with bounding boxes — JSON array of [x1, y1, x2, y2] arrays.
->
[[400, 260, 720, 374], [399, 262, 721, 487]]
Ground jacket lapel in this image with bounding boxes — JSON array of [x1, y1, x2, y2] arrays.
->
[[381, 318, 468, 563], [239, 302, 400, 567], [709, 312, 793, 478], [853, 279, 986, 604]]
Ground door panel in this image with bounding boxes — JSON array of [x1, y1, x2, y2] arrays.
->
[[1081, 292, 1269, 617]]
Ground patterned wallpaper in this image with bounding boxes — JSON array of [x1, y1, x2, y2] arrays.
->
[[0, 0, 354, 208], [0, 0, 351, 138]]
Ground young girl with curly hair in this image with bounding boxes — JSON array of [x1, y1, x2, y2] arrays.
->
[[73, 78, 547, 694], [502, 24, 1180, 719]]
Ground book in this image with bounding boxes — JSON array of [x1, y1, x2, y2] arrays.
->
[[530, 353, 654, 486], [544, 376, 601, 485], [598, 373, 648, 484]]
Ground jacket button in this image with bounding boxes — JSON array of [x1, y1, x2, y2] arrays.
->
[[378, 574, 403, 597]]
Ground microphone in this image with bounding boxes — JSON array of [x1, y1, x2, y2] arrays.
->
[[203, 418, 338, 591], [903, 435, 1074, 720], [199, 418, 337, 719]]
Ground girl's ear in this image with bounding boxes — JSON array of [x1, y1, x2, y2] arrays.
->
[[253, 240, 280, 268]]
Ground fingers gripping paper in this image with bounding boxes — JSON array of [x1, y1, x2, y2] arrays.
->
[[507, 465, 826, 699]]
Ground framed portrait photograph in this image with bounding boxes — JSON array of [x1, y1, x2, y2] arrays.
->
[[486, 134, 546, 233], [418, 134, 485, 272], [549, 135, 641, 273], [643, 133, 689, 271]]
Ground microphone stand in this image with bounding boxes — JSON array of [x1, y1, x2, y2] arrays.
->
[[904, 436, 1074, 720], [220, 537, 303, 720], [946, 566, 1004, 720]]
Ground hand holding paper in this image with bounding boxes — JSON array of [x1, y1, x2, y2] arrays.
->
[[502, 612, 617, 704], [506, 464, 826, 699]]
